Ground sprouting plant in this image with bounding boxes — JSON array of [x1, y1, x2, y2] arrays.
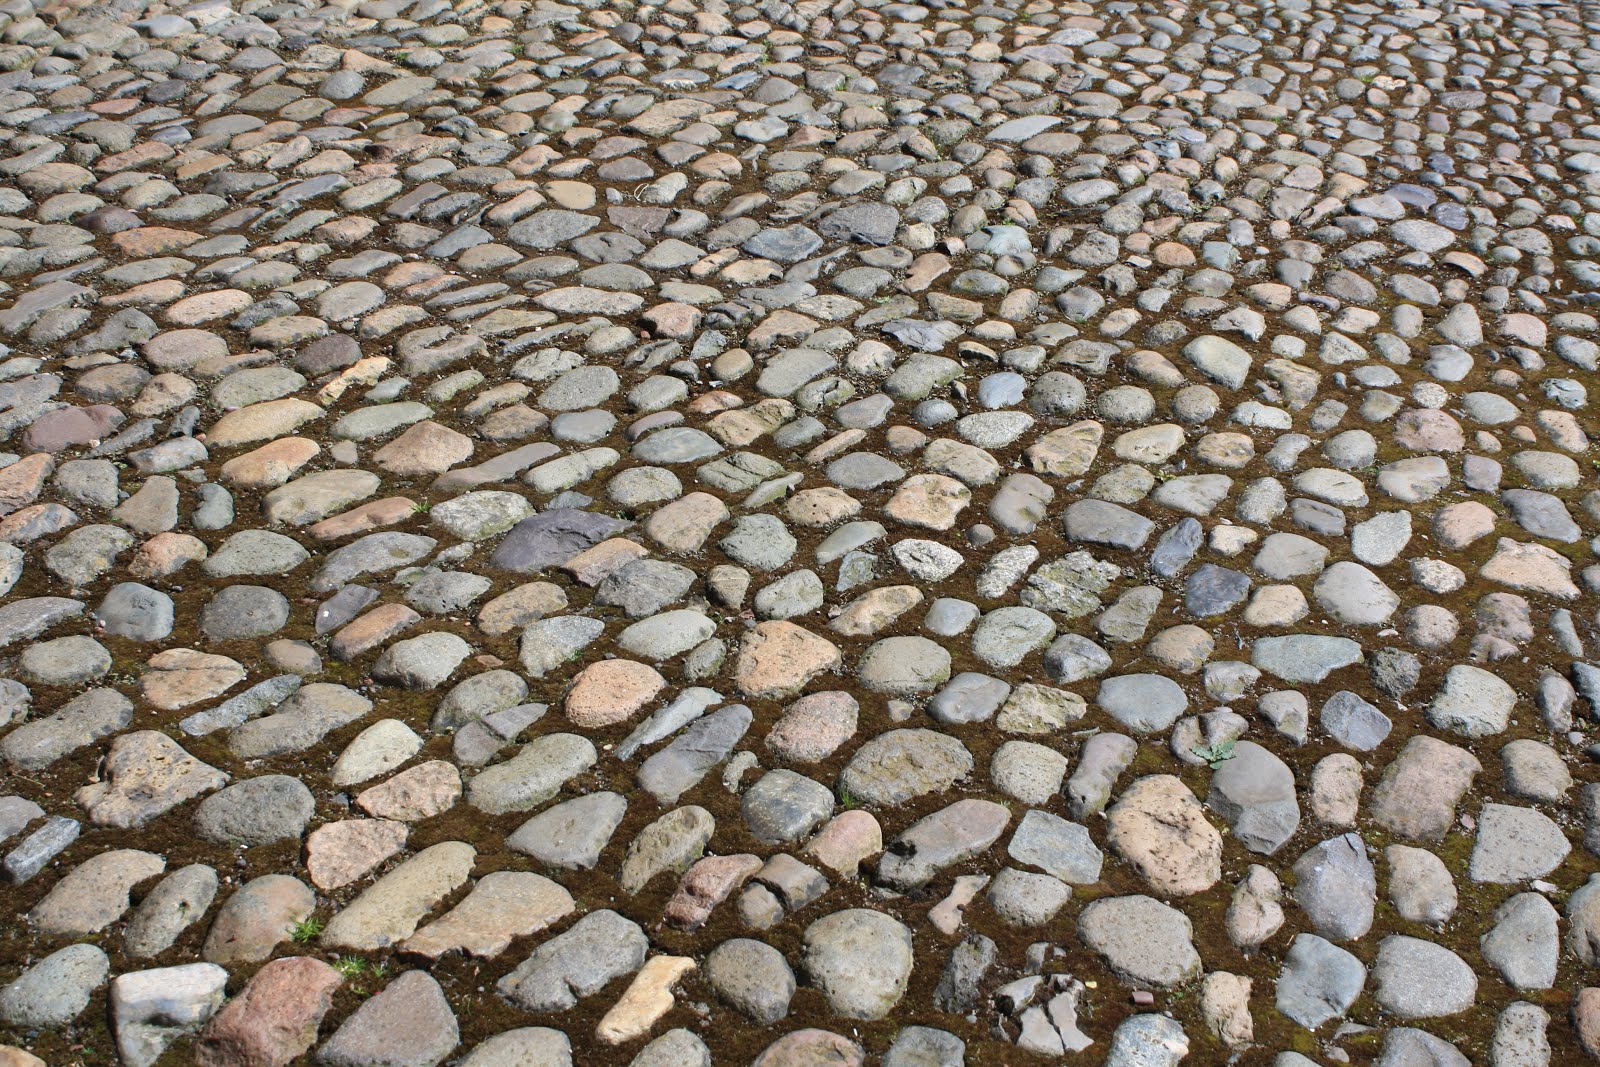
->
[[838, 786, 859, 810], [1191, 739, 1238, 768], [332, 957, 364, 979], [291, 916, 325, 943], [412, 500, 431, 513], [333, 956, 387, 981]]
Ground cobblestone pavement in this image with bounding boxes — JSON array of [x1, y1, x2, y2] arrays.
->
[[1, 0, 1600, 1063]]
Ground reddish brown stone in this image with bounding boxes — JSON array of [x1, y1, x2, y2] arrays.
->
[[111, 226, 203, 256], [305, 819, 407, 891], [766, 691, 859, 763], [803, 811, 884, 878], [735, 622, 843, 699], [1578, 987, 1600, 1061], [219, 438, 321, 489], [642, 301, 702, 338], [355, 761, 462, 821], [0, 454, 54, 517], [130, 532, 208, 578], [372, 421, 473, 476], [752, 1029, 864, 1067], [561, 537, 648, 586], [140, 648, 247, 710], [21, 405, 124, 453], [665, 854, 762, 929], [307, 497, 417, 541], [331, 603, 421, 661], [96, 141, 175, 174], [565, 659, 666, 728], [196, 956, 342, 1067], [1431, 501, 1497, 549], [0, 502, 76, 543], [1393, 408, 1465, 453]]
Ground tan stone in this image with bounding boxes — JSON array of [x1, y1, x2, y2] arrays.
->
[[306, 497, 417, 541], [318, 356, 392, 406], [642, 301, 702, 339], [1242, 585, 1308, 627], [403, 871, 573, 958], [804, 810, 883, 878], [264, 470, 381, 526], [321, 841, 476, 951], [331, 603, 422, 661], [1394, 408, 1465, 452], [0, 454, 53, 517], [1026, 420, 1103, 476], [208, 399, 325, 449], [829, 586, 923, 637], [707, 398, 793, 446], [1481, 538, 1580, 599], [131, 373, 198, 417], [305, 819, 408, 890], [143, 329, 226, 372], [596, 955, 696, 1045], [1114, 423, 1187, 464], [644, 491, 729, 553], [901, 252, 951, 292], [355, 761, 462, 822], [560, 538, 649, 587], [167, 289, 251, 325], [140, 648, 248, 710], [112, 226, 202, 256], [204, 875, 315, 964], [130, 532, 208, 578], [748, 310, 818, 350], [77, 731, 229, 829], [219, 437, 321, 488], [1195, 432, 1255, 469], [544, 180, 596, 209], [565, 659, 666, 728], [105, 282, 183, 311], [28, 848, 165, 936], [372, 421, 474, 476], [1201, 972, 1254, 1048], [1369, 735, 1482, 842], [1575, 987, 1600, 1060], [884, 473, 970, 530], [735, 621, 843, 699], [1106, 774, 1222, 896], [475, 582, 569, 635], [786, 487, 861, 527]]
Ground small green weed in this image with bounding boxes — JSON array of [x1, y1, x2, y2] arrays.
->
[[1191, 739, 1237, 768], [332, 957, 390, 993]]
